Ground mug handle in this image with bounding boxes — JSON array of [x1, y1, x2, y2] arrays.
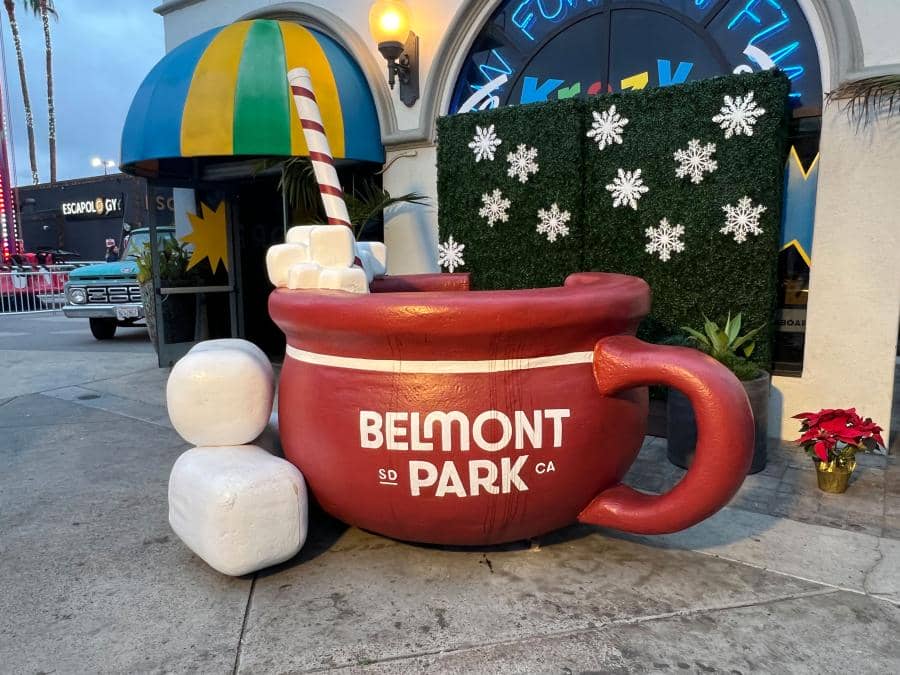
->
[[578, 335, 754, 534]]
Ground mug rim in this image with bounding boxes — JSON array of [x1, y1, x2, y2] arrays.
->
[[269, 272, 650, 361]]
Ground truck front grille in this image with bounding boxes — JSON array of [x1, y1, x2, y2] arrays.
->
[[86, 285, 141, 304]]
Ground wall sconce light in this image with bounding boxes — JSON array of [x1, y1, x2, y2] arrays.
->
[[369, 0, 419, 107]]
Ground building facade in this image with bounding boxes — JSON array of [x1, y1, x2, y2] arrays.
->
[[151, 0, 900, 442], [17, 174, 174, 261]]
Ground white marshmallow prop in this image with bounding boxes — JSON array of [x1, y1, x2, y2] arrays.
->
[[285, 224, 317, 246], [356, 241, 387, 277], [168, 445, 307, 576], [189, 338, 273, 379], [167, 348, 274, 446], [309, 224, 355, 269], [356, 250, 376, 283], [266, 243, 310, 287], [318, 265, 368, 293], [286, 262, 323, 290]]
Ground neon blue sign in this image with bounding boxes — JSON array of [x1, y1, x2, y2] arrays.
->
[[450, 0, 822, 112], [511, 0, 600, 41], [726, 0, 806, 94]]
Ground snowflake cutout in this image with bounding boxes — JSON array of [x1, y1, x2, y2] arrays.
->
[[468, 124, 502, 162], [712, 91, 766, 139], [605, 168, 649, 210], [478, 189, 511, 226], [506, 144, 539, 183], [645, 218, 685, 262], [438, 235, 465, 273], [720, 196, 767, 243], [674, 139, 718, 184], [587, 105, 629, 151], [536, 203, 571, 243]]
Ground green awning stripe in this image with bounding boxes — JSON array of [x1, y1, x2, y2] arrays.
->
[[233, 20, 291, 156]]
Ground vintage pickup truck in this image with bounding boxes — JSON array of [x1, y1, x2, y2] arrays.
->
[[63, 226, 175, 339]]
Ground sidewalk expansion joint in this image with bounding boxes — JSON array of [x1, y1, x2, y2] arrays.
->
[[689, 549, 900, 607], [39, 390, 173, 429], [232, 573, 258, 675], [308, 588, 840, 673]]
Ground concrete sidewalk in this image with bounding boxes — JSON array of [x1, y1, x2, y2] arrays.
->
[[1, 314, 898, 673]]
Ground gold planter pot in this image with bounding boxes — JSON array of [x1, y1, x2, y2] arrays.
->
[[815, 458, 856, 494]]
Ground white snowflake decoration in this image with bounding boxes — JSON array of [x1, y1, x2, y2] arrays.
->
[[605, 168, 649, 210], [712, 91, 766, 139], [645, 218, 685, 262], [674, 139, 718, 184], [506, 144, 539, 183], [438, 235, 465, 273], [468, 124, 502, 162], [478, 188, 511, 226], [536, 203, 571, 243], [587, 105, 629, 151], [720, 196, 767, 243]]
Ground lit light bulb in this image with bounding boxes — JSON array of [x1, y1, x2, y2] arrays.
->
[[369, 0, 410, 45]]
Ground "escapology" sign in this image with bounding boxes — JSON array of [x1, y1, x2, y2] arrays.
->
[[61, 196, 122, 218]]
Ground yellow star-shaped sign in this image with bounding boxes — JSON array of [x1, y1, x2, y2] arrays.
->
[[183, 201, 229, 273]]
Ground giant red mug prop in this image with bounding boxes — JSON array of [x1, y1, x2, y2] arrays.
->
[[270, 272, 753, 545]]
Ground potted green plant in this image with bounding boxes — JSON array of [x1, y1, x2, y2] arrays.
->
[[135, 238, 199, 350], [793, 408, 884, 493], [666, 313, 769, 473]]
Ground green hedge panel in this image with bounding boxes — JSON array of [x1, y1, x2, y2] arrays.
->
[[437, 99, 585, 290], [436, 71, 790, 367]]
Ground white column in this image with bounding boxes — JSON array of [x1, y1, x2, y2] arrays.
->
[[770, 108, 900, 445]]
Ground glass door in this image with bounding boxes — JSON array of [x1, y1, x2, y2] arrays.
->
[[150, 187, 242, 367]]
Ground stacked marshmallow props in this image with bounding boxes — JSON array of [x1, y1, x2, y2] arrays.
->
[[166, 339, 307, 576], [265, 225, 387, 293]]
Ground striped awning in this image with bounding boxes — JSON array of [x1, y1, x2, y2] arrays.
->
[[120, 19, 384, 180]]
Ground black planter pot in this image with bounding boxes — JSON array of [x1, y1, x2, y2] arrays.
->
[[666, 371, 770, 474], [161, 293, 197, 344]]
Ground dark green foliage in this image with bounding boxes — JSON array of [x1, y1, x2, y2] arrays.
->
[[437, 98, 586, 290], [437, 71, 790, 368]]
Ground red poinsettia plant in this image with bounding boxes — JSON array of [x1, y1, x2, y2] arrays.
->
[[793, 408, 885, 465]]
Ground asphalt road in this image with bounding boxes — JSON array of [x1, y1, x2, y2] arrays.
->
[[0, 311, 152, 354]]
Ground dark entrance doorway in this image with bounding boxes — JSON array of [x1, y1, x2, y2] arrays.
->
[[234, 176, 288, 359]]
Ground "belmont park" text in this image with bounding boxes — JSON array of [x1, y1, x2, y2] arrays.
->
[[360, 408, 571, 452], [360, 409, 571, 498]]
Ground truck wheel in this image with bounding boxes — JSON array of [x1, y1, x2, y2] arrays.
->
[[89, 318, 117, 340]]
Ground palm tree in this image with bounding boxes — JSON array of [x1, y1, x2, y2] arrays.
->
[[3, 0, 40, 184], [38, 0, 56, 183]]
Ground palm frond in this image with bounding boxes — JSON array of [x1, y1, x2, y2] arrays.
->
[[279, 157, 324, 221], [826, 74, 900, 128], [277, 157, 427, 239]]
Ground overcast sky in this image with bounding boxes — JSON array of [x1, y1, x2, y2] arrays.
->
[[1, 0, 164, 186]]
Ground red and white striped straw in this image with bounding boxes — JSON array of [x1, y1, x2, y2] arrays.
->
[[288, 67, 352, 227]]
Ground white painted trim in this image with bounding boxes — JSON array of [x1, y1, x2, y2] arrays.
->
[[285, 345, 593, 373]]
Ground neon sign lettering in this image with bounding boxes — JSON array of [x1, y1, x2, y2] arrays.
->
[[657, 60, 694, 87], [474, 49, 514, 91], [727, 0, 805, 94], [452, 0, 820, 113], [511, 0, 599, 41]]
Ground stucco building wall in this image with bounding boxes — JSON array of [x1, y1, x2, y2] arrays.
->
[[154, 0, 900, 441]]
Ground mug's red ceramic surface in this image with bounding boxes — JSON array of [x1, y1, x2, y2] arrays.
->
[[269, 272, 753, 545]]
